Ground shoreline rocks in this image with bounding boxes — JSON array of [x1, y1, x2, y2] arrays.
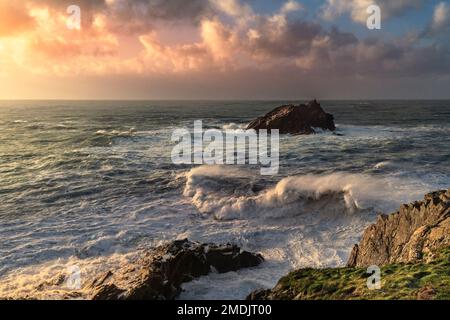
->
[[247, 246, 450, 300], [88, 239, 264, 300], [246, 100, 336, 135], [248, 189, 450, 300], [347, 189, 450, 267]]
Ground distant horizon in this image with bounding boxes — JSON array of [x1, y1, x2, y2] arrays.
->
[[1, 98, 450, 102]]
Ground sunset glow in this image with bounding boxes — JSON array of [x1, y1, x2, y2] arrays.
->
[[1, 0, 450, 304], [0, 0, 449, 99]]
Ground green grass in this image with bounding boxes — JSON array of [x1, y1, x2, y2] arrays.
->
[[269, 247, 450, 300]]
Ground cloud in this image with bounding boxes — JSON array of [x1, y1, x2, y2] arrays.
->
[[0, 2, 35, 37], [245, 18, 357, 60], [203, 1, 353, 61], [14, 0, 213, 34], [104, 0, 214, 33], [0, 0, 449, 82], [138, 33, 209, 73], [132, 16, 240, 74], [210, 0, 253, 18], [321, 0, 424, 23], [280, 1, 304, 15], [422, 2, 450, 37]]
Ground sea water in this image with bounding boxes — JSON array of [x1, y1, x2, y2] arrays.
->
[[0, 100, 449, 299]]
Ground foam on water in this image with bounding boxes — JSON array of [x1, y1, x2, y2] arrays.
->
[[179, 168, 442, 299], [0, 100, 449, 299], [184, 165, 432, 221], [0, 252, 135, 299], [2, 164, 435, 299]]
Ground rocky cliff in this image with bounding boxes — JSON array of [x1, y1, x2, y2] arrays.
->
[[347, 189, 450, 267], [246, 100, 336, 134], [248, 189, 450, 300]]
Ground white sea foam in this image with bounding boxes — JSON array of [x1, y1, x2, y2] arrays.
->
[[95, 128, 137, 137], [178, 165, 440, 299], [0, 253, 135, 300], [183, 165, 430, 221], [222, 123, 246, 130], [1, 105, 448, 300]]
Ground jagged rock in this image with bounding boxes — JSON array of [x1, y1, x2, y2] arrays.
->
[[88, 239, 264, 300], [247, 189, 450, 301], [247, 246, 450, 300], [246, 100, 336, 134], [347, 189, 450, 267]]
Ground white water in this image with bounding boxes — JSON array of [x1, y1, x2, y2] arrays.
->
[[1, 164, 437, 299], [1, 101, 449, 299]]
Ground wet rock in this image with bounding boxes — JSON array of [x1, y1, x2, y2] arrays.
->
[[88, 239, 264, 300], [246, 100, 336, 135]]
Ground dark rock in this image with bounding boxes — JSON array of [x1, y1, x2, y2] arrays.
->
[[88, 239, 264, 300], [346, 244, 359, 268], [246, 100, 336, 135], [347, 189, 450, 267]]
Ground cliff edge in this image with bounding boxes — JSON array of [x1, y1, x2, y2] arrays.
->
[[248, 189, 450, 300]]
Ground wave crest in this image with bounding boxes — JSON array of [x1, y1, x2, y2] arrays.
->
[[183, 166, 399, 221]]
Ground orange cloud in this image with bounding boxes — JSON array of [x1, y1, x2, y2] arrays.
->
[[0, 2, 121, 76], [0, 0, 448, 82], [0, 2, 35, 37]]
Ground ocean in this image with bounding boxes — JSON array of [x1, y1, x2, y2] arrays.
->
[[0, 100, 449, 299]]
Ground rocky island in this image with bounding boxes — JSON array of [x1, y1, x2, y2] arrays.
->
[[248, 189, 450, 300], [247, 100, 336, 134]]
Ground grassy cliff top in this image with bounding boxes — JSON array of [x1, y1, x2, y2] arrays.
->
[[252, 246, 450, 300]]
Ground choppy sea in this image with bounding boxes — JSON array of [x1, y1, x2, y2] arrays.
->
[[0, 100, 449, 299]]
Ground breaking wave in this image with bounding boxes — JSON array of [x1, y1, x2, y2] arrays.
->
[[184, 165, 430, 221], [95, 128, 137, 137]]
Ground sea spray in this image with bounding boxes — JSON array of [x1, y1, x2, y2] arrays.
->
[[183, 167, 431, 221]]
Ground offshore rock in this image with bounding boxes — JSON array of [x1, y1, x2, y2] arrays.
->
[[246, 100, 336, 134]]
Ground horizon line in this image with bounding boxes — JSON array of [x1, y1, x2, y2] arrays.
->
[[1, 98, 450, 102]]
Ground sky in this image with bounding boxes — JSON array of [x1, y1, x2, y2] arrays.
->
[[0, 0, 449, 100]]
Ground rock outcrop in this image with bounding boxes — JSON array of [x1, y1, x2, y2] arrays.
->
[[247, 246, 450, 300], [246, 100, 336, 134], [87, 239, 264, 300], [248, 189, 450, 301], [347, 189, 450, 267]]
